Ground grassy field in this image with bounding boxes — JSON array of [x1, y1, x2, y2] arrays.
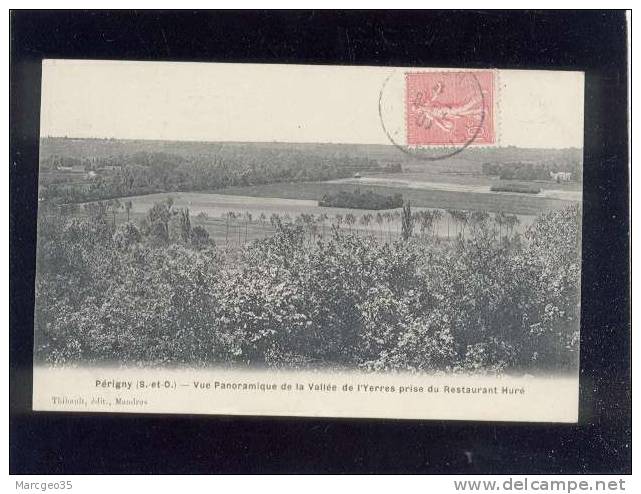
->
[[211, 181, 575, 216]]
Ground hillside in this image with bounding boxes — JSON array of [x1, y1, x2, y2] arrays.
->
[[39, 137, 582, 170]]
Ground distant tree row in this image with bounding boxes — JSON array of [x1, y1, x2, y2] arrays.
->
[[318, 189, 403, 210], [34, 200, 581, 373], [490, 183, 541, 194]]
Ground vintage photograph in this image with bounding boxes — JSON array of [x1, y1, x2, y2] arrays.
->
[[32, 60, 584, 420]]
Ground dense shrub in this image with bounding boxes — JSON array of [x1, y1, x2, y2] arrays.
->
[[34, 203, 581, 374]]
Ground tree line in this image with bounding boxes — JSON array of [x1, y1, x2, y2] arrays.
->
[[48, 198, 524, 249]]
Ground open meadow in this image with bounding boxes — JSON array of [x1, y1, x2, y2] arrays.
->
[[86, 191, 539, 250]]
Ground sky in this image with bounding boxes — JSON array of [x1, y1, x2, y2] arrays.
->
[[40, 60, 584, 148]]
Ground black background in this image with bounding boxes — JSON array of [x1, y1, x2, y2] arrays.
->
[[10, 10, 631, 474]]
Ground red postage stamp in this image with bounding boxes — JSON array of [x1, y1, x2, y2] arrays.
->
[[405, 71, 495, 146]]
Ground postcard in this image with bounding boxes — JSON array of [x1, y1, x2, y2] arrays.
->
[[33, 60, 584, 422]]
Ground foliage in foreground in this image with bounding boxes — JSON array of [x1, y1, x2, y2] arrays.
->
[[34, 203, 581, 373]]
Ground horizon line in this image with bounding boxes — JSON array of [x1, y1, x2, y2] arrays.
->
[[39, 135, 583, 151]]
